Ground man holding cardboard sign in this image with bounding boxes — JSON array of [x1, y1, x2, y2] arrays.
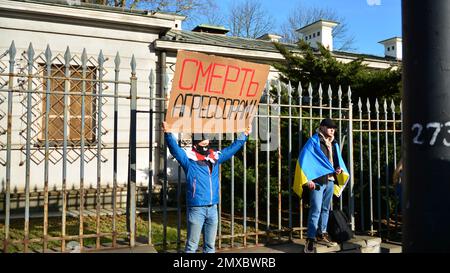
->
[[163, 122, 251, 253], [163, 51, 268, 253]]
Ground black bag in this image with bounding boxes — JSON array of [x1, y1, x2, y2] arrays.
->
[[327, 209, 354, 243]]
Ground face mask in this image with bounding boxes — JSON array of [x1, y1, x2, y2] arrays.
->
[[195, 145, 210, 156]]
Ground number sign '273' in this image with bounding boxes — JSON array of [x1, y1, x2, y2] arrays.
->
[[165, 50, 270, 134], [412, 122, 450, 147]]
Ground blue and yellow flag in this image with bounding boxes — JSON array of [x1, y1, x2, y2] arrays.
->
[[293, 133, 350, 198]]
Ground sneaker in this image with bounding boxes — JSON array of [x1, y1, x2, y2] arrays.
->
[[317, 233, 338, 247], [304, 238, 316, 253]]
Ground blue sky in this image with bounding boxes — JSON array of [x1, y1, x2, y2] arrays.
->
[[214, 0, 401, 57]]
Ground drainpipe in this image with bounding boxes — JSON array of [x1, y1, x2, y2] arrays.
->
[[402, 0, 450, 252]]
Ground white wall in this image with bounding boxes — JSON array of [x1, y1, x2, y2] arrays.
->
[[0, 13, 162, 191]]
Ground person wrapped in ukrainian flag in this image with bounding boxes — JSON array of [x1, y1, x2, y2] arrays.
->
[[293, 118, 350, 253]]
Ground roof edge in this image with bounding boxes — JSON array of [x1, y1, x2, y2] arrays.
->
[[296, 19, 339, 32]]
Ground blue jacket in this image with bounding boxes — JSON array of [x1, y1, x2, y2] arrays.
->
[[165, 133, 248, 207]]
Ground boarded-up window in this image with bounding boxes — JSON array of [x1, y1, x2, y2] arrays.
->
[[41, 64, 96, 143]]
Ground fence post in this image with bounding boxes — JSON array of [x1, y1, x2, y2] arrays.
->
[[402, 0, 450, 252], [298, 82, 303, 239], [61, 46, 70, 252], [112, 51, 120, 248], [3, 41, 16, 253], [148, 68, 154, 246], [127, 55, 137, 247], [287, 81, 293, 238], [80, 49, 87, 250], [277, 80, 282, 233], [347, 87, 355, 231], [23, 43, 35, 253], [358, 98, 365, 232], [43, 44, 52, 252], [266, 83, 271, 232], [96, 50, 105, 249], [160, 50, 169, 251]]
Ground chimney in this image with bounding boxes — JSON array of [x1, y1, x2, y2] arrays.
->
[[378, 37, 402, 60], [151, 12, 186, 30], [192, 24, 229, 35], [296, 19, 339, 51], [257, 33, 282, 43]]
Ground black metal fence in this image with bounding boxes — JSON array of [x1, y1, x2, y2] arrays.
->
[[0, 41, 402, 253]]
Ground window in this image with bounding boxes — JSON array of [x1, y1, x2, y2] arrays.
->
[[41, 64, 96, 143], [313, 33, 316, 38], [317, 31, 320, 36], [392, 46, 395, 50]]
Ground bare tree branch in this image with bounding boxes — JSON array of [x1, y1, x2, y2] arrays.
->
[[181, 0, 227, 29], [81, 0, 220, 30], [279, 4, 356, 51], [227, 0, 274, 39], [195, 0, 226, 26]]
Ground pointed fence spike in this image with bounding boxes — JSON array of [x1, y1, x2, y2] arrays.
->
[[366, 98, 371, 112], [9, 41, 16, 60], [130, 54, 136, 74], [383, 99, 388, 112], [391, 99, 396, 113], [298, 81, 303, 97], [358, 97, 362, 111], [337, 85, 342, 100], [327, 84, 333, 99], [318, 83, 323, 97], [308, 82, 313, 97], [64, 46, 71, 66], [98, 50, 105, 66], [375, 98, 379, 112], [114, 52, 120, 71], [81, 48, 88, 68], [27, 43, 35, 62], [45, 44, 52, 63], [149, 68, 154, 85], [347, 86, 352, 99]]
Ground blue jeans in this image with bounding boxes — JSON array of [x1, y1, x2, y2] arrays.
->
[[307, 180, 334, 239], [185, 204, 218, 253]]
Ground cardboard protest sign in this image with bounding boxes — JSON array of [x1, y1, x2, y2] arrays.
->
[[165, 50, 270, 134]]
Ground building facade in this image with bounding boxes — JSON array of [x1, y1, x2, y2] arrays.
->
[[0, 0, 400, 193]]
